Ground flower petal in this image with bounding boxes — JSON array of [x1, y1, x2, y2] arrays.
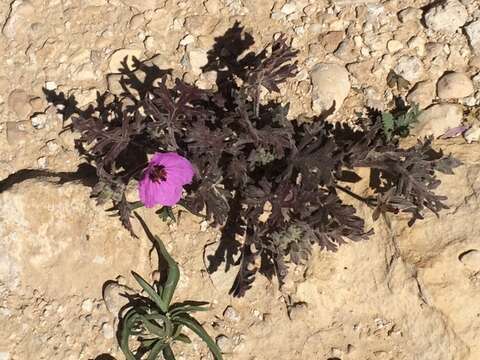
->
[[153, 152, 195, 186]]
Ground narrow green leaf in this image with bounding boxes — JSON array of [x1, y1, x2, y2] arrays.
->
[[139, 315, 167, 338], [146, 340, 169, 360], [162, 345, 176, 360], [175, 333, 192, 344], [174, 314, 223, 360], [132, 271, 168, 313], [143, 313, 174, 336], [154, 235, 180, 306]]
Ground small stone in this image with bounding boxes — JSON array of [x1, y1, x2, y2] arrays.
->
[[320, 31, 344, 53], [464, 124, 480, 143], [407, 36, 426, 56], [204, 0, 220, 13], [102, 281, 134, 315], [394, 56, 424, 83], [185, 48, 208, 74], [437, 72, 474, 99], [465, 20, 480, 54], [179, 34, 195, 46], [281, 2, 297, 15], [0, 352, 10, 360], [129, 14, 144, 29], [101, 322, 114, 339], [413, 103, 463, 138], [459, 250, 480, 271], [37, 157, 48, 169], [223, 306, 241, 322], [398, 7, 422, 23], [30, 113, 47, 129], [310, 63, 351, 114], [216, 335, 233, 352], [200, 220, 209, 232], [81, 299, 94, 313], [334, 39, 357, 62], [387, 39, 403, 53], [45, 81, 57, 90], [424, 0, 467, 33], [406, 81, 435, 109], [109, 48, 143, 73], [8, 90, 31, 120]]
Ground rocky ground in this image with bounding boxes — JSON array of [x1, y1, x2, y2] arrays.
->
[[1, 0, 480, 359]]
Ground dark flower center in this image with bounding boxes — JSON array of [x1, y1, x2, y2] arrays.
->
[[150, 165, 168, 182]]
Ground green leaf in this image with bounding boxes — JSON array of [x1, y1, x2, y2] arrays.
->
[[139, 315, 168, 338], [154, 235, 180, 306], [382, 112, 394, 141], [162, 345, 176, 360], [132, 271, 168, 313], [173, 314, 223, 360], [146, 339, 169, 360], [175, 333, 192, 344], [143, 313, 174, 336], [120, 310, 142, 360], [156, 206, 176, 222]]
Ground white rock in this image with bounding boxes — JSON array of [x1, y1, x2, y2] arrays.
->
[[398, 7, 422, 22], [216, 335, 233, 352], [223, 306, 241, 322], [424, 0, 467, 33], [281, 2, 297, 15], [394, 56, 424, 83], [0, 352, 10, 360], [437, 72, 474, 99], [464, 124, 480, 143], [465, 20, 480, 54], [101, 322, 114, 339], [179, 34, 195, 46], [414, 104, 463, 138], [31, 113, 47, 129], [387, 40, 403, 53], [109, 48, 143, 73], [45, 81, 57, 90], [81, 299, 94, 313], [310, 63, 351, 114], [186, 48, 208, 74], [406, 81, 435, 109], [459, 250, 480, 270]]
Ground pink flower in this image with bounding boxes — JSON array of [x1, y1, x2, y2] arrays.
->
[[139, 152, 195, 208]]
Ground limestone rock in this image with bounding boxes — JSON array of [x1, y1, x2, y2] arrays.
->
[[424, 0, 468, 33], [413, 103, 463, 137], [437, 72, 474, 99], [406, 81, 435, 109], [2, 0, 35, 40], [8, 90, 31, 120], [394, 56, 424, 83], [459, 250, 480, 270], [465, 20, 480, 54], [109, 48, 143, 73], [184, 48, 208, 74], [310, 63, 350, 114]]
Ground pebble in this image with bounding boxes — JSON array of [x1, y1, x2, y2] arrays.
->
[[310, 63, 351, 114], [31, 113, 47, 129], [394, 56, 424, 83], [459, 250, 480, 270], [223, 306, 241, 322], [406, 81, 435, 109], [185, 48, 208, 74], [320, 31, 344, 53], [179, 34, 195, 46], [387, 39, 403, 53], [413, 103, 463, 138], [101, 322, 114, 339], [465, 20, 480, 54], [109, 48, 143, 73], [398, 7, 422, 23], [464, 124, 480, 143], [281, 2, 297, 15], [102, 281, 134, 316], [81, 299, 94, 313], [424, 0, 468, 33], [0, 352, 9, 360], [216, 335, 233, 352], [437, 72, 474, 99], [37, 157, 48, 169], [45, 81, 57, 90], [8, 89, 31, 120]]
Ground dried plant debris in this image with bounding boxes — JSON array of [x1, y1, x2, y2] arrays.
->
[[62, 27, 460, 296]]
